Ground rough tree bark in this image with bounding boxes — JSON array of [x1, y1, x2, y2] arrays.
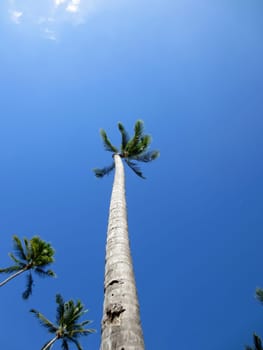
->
[[100, 154, 145, 350]]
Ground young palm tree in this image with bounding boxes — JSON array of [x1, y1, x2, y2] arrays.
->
[[0, 235, 55, 299], [30, 294, 95, 350], [94, 120, 159, 349], [245, 288, 263, 350], [246, 334, 263, 350]]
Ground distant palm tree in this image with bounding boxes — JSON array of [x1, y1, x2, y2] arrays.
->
[[245, 288, 263, 350], [0, 235, 55, 299], [31, 294, 95, 350], [94, 120, 159, 349], [245, 333, 263, 350]]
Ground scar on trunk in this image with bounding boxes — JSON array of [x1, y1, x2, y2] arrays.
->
[[109, 279, 120, 286], [104, 279, 124, 292], [106, 303, 126, 322]]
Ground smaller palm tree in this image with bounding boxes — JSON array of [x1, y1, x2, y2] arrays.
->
[[245, 333, 263, 350], [0, 235, 56, 299], [31, 294, 95, 350], [245, 288, 263, 350]]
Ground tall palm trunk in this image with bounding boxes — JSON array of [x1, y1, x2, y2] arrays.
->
[[42, 336, 58, 350], [100, 154, 145, 350], [0, 267, 27, 287]]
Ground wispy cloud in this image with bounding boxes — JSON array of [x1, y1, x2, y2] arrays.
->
[[10, 10, 23, 24], [66, 0, 81, 13], [54, 0, 67, 6], [43, 28, 57, 41], [8, 0, 124, 40]]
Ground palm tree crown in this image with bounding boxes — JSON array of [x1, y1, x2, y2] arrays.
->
[[0, 235, 55, 299], [93, 120, 160, 179], [31, 294, 95, 350]]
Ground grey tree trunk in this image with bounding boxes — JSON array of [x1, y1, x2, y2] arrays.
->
[[100, 154, 145, 350], [0, 267, 27, 287], [42, 336, 58, 350]]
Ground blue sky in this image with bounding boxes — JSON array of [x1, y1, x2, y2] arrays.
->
[[1, 0, 263, 349]]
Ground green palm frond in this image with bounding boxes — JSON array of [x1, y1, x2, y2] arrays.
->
[[9, 252, 25, 266], [22, 272, 34, 299], [61, 339, 70, 350], [12, 235, 27, 261], [75, 319, 93, 328], [0, 265, 22, 274], [100, 129, 118, 153], [67, 337, 83, 350], [132, 150, 160, 162], [34, 267, 56, 278], [71, 329, 95, 337], [256, 288, 263, 304], [126, 120, 144, 154], [254, 333, 263, 350], [130, 134, 151, 156], [30, 309, 58, 333], [125, 159, 145, 179], [23, 237, 30, 255], [246, 333, 263, 350], [56, 294, 65, 324], [118, 122, 130, 151], [93, 162, 115, 178]]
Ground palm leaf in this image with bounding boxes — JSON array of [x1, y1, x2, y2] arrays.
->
[[61, 339, 69, 350], [130, 134, 152, 156], [22, 272, 34, 299], [118, 122, 130, 151], [254, 333, 263, 350], [256, 288, 263, 304], [132, 150, 160, 162], [0, 265, 22, 274], [71, 329, 95, 337], [12, 235, 27, 261], [23, 237, 31, 257], [126, 120, 144, 154], [93, 162, 115, 178], [56, 294, 65, 324], [8, 252, 25, 266], [125, 159, 145, 179], [34, 267, 56, 278], [30, 309, 58, 333], [100, 129, 118, 153], [75, 319, 93, 328], [67, 337, 83, 350]]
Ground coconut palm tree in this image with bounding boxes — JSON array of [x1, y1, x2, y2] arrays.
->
[[93, 120, 159, 349], [30, 294, 95, 350], [245, 288, 263, 350], [0, 235, 55, 299], [245, 334, 263, 350]]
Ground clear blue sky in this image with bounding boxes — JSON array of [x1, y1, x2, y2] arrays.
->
[[1, 0, 263, 349]]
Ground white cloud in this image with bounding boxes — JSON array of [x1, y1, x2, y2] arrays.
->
[[66, 0, 81, 13], [54, 0, 67, 7], [10, 10, 23, 24], [8, 0, 126, 40], [43, 28, 57, 41]]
